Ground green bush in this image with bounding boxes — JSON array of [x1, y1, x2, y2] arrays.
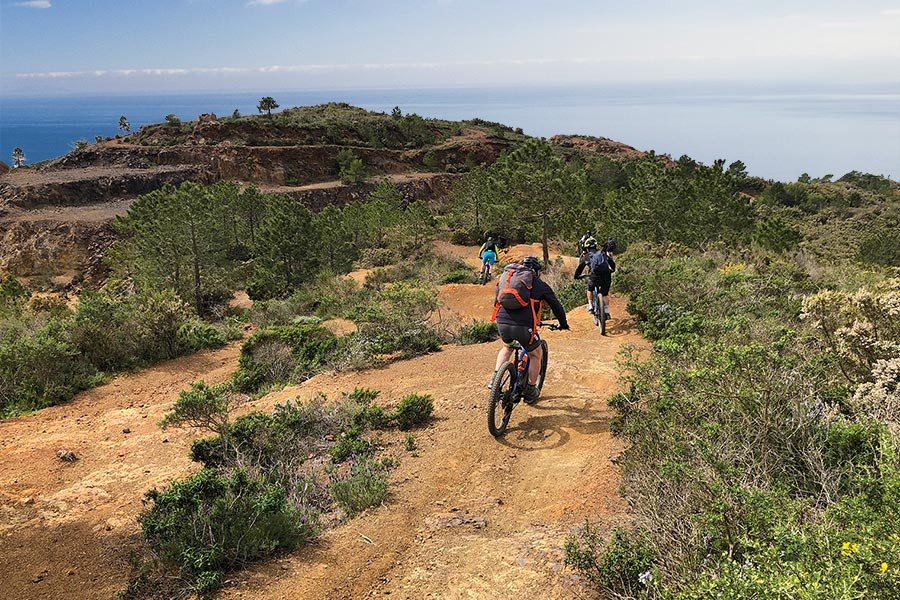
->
[[440, 268, 474, 284], [579, 244, 900, 599], [140, 469, 313, 596], [234, 322, 340, 392], [393, 393, 434, 430], [456, 320, 498, 344], [0, 323, 101, 416], [327, 456, 389, 515], [565, 525, 655, 599]]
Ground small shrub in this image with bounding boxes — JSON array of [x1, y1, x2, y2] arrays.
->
[[234, 323, 340, 392], [404, 434, 417, 452], [456, 320, 498, 345], [564, 524, 656, 599], [440, 269, 473, 284], [393, 393, 434, 430], [329, 426, 373, 463], [328, 456, 389, 515], [140, 468, 312, 596]]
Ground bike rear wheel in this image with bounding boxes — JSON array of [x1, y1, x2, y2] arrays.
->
[[591, 294, 600, 326], [488, 362, 517, 436], [599, 298, 607, 335]]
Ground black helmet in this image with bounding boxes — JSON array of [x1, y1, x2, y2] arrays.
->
[[522, 256, 542, 272], [487, 237, 493, 243], [603, 237, 617, 253], [584, 238, 598, 250]]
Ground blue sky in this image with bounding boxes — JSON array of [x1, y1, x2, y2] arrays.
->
[[1, 0, 899, 95]]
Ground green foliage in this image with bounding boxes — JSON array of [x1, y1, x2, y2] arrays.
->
[[393, 393, 434, 430], [248, 193, 320, 300], [337, 148, 367, 184], [579, 243, 900, 599], [0, 321, 101, 417], [140, 468, 311, 596], [488, 138, 580, 264], [233, 322, 339, 392], [565, 524, 655, 598], [422, 149, 439, 169], [753, 215, 802, 251], [134, 386, 415, 595], [109, 182, 239, 315], [348, 282, 443, 358], [858, 226, 900, 266], [456, 320, 498, 345], [606, 154, 753, 246], [838, 170, 895, 194], [0, 275, 29, 315], [0, 288, 226, 417], [164, 113, 181, 126], [257, 96, 279, 116], [160, 380, 233, 434], [327, 456, 389, 515], [12, 147, 25, 167]]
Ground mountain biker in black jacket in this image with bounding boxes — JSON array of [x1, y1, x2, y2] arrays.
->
[[490, 256, 569, 403], [574, 240, 616, 318]]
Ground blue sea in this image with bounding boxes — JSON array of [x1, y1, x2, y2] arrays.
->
[[1, 83, 898, 182]]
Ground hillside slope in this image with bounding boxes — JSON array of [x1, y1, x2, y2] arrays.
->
[[0, 248, 644, 600]]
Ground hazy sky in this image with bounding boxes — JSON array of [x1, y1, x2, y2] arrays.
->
[[1, 0, 899, 95]]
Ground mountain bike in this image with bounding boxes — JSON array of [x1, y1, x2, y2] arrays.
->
[[487, 322, 561, 436], [576, 276, 607, 335], [479, 260, 493, 285]]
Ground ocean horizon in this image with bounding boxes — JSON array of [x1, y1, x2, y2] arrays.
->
[[2, 82, 898, 183]]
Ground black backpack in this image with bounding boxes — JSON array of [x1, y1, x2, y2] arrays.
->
[[588, 250, 610, 276]]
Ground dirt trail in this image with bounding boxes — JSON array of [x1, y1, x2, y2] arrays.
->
[[0, 246, 643, 600]]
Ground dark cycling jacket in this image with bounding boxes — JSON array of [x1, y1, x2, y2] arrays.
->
[[574, 250, 616, 283], [494, 277, 569, 329], [479, 242, 498, 257]]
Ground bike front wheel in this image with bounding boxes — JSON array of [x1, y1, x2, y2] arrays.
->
[[488, 362, 517, 436], [536, 340, 549, 391]]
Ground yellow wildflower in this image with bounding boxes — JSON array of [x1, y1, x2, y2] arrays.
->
[[881, 562, 889, 573]]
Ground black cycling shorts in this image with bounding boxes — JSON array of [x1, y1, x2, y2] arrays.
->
[[497, 323, 542, 352], [587, 273, 613, 296]]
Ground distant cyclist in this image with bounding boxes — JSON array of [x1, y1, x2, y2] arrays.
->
[[578, 231, 595, 254], [574, 237, 616, 319], [489, 256, 569, 403], [479, 236, 499, 280]]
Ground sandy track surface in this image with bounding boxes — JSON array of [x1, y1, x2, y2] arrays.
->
[[0, 249, 642, 600]]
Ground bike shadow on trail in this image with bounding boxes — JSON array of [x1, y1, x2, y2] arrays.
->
[[492, 393, 613, 451]]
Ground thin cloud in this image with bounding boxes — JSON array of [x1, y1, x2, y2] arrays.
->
[[248, 0, 289, 5], [16, 58, 692, 80], [883, 8, 900, 16], [15, 0, 52, 7]]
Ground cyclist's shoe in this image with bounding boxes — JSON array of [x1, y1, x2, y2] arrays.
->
[[604, 309, 611, 320], [585, 304, 592, 313], [524, 384, 540, 404]]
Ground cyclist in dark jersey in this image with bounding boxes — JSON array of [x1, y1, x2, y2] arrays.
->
[[490, 256, 569, 403], [574, 240, 616, 319]]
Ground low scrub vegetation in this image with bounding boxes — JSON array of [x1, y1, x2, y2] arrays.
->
[[126, 384, 432, 598], [565, 244, 900, 599], [0, 282, 236, 417]]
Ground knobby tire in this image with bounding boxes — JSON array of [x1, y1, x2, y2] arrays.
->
[[599, 299, 607, 335], [488, 362, 517, 436]]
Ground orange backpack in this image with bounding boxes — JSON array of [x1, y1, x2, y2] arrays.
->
[[494, 263, 534, 310]]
